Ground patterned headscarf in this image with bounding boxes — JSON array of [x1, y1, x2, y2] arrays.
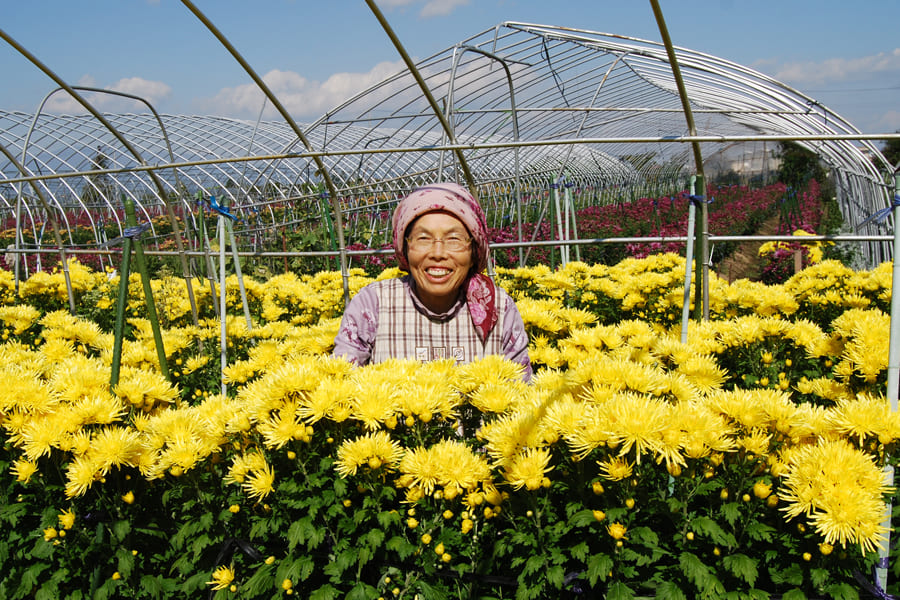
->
[[391, 183, 497, 341]]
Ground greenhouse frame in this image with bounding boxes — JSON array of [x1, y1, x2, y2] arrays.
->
[[0, 21, 896, 281]]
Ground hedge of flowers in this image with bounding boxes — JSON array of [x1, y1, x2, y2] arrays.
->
[[0, 254, 898, 600]]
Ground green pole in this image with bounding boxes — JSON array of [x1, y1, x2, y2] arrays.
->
[[109, 227, 133, 388], [124, 199, 169, 381]]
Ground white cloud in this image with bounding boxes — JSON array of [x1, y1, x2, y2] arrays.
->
[[876, 110, 900, 133], [773, 48, 900, 86], [420, 0, 470, 18], [43, 75, 172, 114], [202, 60, 407, 120], [374, 0, 469, 18]]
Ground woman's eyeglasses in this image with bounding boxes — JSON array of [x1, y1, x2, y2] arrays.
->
[[406, 233, 472, 253]]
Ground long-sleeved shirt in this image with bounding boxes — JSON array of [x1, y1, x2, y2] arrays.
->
[[333, 275, 532, 381]]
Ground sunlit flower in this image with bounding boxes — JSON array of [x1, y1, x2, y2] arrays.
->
[[335, 431, 405, 478], [242, 462, 276, 500], [58, 509, 76, 530], [206, 564, 236, 591], [597, 456, 634, 481], [12, 458, 38, 483], [503, 447, 553, 491]]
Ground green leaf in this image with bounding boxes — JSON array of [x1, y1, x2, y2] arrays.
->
[[606, 581, 636, 600], [347, 582, 378, 600], [628, 526, 659, 547], [138, 574, 177, 600], [722, 553, 758, 586], [779, 588, 807, 600], [744, 521, 776, 542], [111, 519, 131, 542], [720, 502, 741, 527], [679, 552, 712, 589], [570, 541, 589, 562], [365, 528, 385, 549], [18, 562, 47, 596], [809, 567, 830, 588], [0, 503, 27, 527], [569, 509, 598, 527], [546, 565, 565, 588], [243, 563, 275, 596], [770, 563, 804, 587], [376, 509, 399, 529], [824, 582, 859, 600], [656, 580, 688, 600], [586, 553, 613, 586], [116, 547, 136, 579], [287, 517, 312, 550], [386, 535, 416, 559], [522, 554, 545, 576], [692, 516, 735, 547], [310, 584, 339, 600]]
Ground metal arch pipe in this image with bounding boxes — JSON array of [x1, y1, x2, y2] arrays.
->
[[364, 0, 477, 194], [448, 44, 524, 266], [648, 0, 709, 322], [0, 27, 201, 330], [0, 141, 76, 313], [17, 86, 180, 279], [180, 0, 352, 303]]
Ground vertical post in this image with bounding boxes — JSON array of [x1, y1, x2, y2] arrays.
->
[[123, 199, 169, 381], [681, 178, 698, 344], [219, 212, 227, 397], [692, 174, 705, 321], [109, 231, 133, 388], [226, 216, 253, 330], [877, 174, 900, 593]]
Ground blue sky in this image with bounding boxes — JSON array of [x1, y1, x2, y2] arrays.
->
[[2, 0, 898, 135]]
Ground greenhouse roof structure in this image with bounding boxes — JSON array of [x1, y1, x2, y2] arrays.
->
[[0, 21, 895, 268]]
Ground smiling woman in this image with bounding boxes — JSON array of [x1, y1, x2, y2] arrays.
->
[[332, 183, 532, 381]]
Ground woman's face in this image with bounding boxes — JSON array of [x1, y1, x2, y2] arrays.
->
[[406, 211, 473, 313]]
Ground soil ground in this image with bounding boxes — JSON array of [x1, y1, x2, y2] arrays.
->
[[714, 211, 783, 282]]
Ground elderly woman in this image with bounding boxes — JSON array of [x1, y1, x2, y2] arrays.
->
[[333, 183, 532, 381]]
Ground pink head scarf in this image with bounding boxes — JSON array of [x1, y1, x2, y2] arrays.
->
[[391, 183, 498, 341]]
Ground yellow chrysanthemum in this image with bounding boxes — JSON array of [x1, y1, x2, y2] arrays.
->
[[58, 509, 76, 530], [779, 439, 891, 553], [206, 564, 236, 591], [334, 431, 405, 478], [503, 447, 553, 491], [89, 426, 144, 475], [64, 455, 101, 498], [12, 458, 38, 483], [597, 456, 634, 481], [242, 462, 276, 500]]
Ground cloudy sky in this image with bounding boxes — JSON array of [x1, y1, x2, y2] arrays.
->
[[2, 0, 898, 135]]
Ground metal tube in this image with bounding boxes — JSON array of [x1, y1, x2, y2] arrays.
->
[[649, 0, 709, 320], [0, 141, 76, 313], [226, 215, 253, 330], [124, 199, 169, 381], [876, 174, 900, 593], [364, 0, 477, 192], [109, 235, 132, 388], [681, 185, 697, 344], [180, 0, 352, 305], [219, 214, 227, 397]]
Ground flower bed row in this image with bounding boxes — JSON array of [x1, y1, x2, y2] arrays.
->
[[0, 254, 897, 599]]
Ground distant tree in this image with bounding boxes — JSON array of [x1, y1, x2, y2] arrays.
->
[[776, 141, 827, 190], [882, 131, 900, 171]]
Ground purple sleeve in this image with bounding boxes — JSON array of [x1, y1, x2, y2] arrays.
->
[[500, 292, 533, 382], [332, 283, 380, 365]]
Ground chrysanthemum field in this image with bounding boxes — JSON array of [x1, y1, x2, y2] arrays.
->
[[1, 254, 898, 600]]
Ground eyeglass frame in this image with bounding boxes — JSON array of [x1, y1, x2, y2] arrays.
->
[[405, 233, 473, 253]]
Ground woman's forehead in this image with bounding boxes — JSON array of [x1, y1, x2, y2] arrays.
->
[[409, 211, 468, 232]]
